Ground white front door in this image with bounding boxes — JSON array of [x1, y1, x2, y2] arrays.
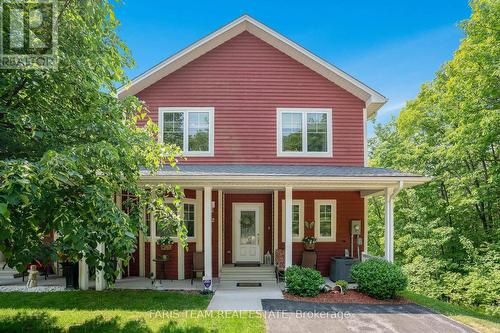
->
[[235, 204, 261, 262]]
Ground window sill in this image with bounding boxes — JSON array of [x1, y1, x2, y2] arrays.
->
[[315, 236, 336, 242], [277, 152, 333, 158], [145, 237, 196, 243], [184, 152, 214, 157]]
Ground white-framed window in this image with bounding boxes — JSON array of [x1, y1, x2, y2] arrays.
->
[[277, 108, 332, 157], [158, 107, 214, 156], [281, 199, 304, 242], [145, 198, 197, 241], [314, 200, 336, 241]]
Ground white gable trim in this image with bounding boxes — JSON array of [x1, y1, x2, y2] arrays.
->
[[117, 15, 387, 117]]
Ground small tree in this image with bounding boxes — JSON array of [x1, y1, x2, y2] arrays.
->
[[0, 1, 184, 284]]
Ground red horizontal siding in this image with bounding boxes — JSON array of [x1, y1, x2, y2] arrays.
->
[[144, 242, 178, 280], [137, 31, 365, 166], [278, 191, 364, 275], [128, 245, 140, 277]]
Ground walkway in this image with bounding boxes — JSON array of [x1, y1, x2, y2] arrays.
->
[[208, 283, 283, 310]]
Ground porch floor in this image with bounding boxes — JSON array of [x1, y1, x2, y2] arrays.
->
[[0, 275, 218, 291]]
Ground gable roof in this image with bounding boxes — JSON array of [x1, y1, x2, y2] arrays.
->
[[118, 15, 387, 117]]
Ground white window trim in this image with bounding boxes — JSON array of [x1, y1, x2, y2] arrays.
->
[[281, 199, 304, 242], [158, 107, 215, 157], [276, 108, 332, 157], [314, 199, 336, 242], [145, 198, 197, 242]]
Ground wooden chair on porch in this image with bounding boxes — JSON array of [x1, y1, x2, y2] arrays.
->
[[275, 249, 285, 283], [191, 252, 204, 285], [301, 251, 317, 270]]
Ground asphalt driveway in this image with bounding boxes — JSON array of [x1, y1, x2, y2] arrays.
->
[[262, 300, 477, 333]]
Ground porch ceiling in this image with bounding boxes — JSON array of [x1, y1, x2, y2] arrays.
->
[[139, 164, 431, 193]]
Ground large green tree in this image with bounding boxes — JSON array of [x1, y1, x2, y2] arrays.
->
[[368, 0, 499, 314], [0, 1, 184, 283]]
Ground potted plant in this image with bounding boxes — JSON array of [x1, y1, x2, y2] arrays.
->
[[158, 237, 174, 251], [302, 236, 317, 251]]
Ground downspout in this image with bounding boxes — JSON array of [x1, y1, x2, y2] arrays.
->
[[387, 180, 404, 262], [390, 180, 404, 200]]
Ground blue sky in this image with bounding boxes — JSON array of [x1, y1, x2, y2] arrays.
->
[[114, 1, 471, 137]]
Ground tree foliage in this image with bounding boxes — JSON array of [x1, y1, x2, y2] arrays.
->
[[368, 0, 499, 314], [0, 1, 184, 283]]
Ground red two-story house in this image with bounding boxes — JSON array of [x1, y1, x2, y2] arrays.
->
[[117, 15, 429, 286]]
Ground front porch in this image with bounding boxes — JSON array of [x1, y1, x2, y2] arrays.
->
[[113, 165, 428, 289], [70, 164, 429, 290], [0, 274, 211, 291]]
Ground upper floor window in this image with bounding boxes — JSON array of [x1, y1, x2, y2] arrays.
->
[[277, 108, 332, 157], [159, 107, 214, 156]]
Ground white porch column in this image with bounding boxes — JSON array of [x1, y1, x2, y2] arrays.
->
[[115, 193, 123, 280], [384, 188, 394, 262], [273, 190, 279, 256], [78, 257, 89, 290], [150, 210, 157, 278], [217, 190, 223, 275], [116, 261, 123, 280], [284, 186, 293, 268], [203, 186, 213, 289], [139, 230, 145, 277], [95, 243, 106, 291]]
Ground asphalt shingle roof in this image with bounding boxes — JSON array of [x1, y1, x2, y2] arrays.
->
[[141, 164, 422, 178]]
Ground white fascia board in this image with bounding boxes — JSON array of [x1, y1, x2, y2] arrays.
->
[[138, 175, 432, 190]]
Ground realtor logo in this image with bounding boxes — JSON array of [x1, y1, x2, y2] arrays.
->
[[0, 0, 58, 69]]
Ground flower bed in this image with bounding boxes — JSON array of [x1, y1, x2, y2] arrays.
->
[[284, 290, 412, 305]]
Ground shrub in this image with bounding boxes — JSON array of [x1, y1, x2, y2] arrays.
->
[[335, 280, 348, 294], [351, 259, 407, 300], [285, 265, 324, 297]]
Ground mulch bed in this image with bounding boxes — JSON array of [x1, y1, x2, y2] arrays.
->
[[284, 290, 412, 305]]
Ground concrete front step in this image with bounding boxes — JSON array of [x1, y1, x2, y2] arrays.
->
[[220, 271, 276, 276], [221, 275, 275, 279], [221, 265, 274, 272], [219, 264, 276, 284], [220, 272, 276, 284], [218, 281, 279, 288]]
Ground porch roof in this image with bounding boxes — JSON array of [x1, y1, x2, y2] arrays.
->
[[140, 164, 431, 194], [142, 164, 420, 178]]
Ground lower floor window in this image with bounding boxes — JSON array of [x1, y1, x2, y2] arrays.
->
[[146, 202, 196, 239], [281, 199, 304, 241], [314, 200, 336, 241], [183, 203, 195, 237]]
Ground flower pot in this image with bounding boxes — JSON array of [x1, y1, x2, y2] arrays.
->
[[160, 244, 173, 251], [304, 243, 315, 251], [62, 262, 79, 289]]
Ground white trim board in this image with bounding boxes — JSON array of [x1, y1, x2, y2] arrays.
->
[[276, 108, 333, 157], [314, 199, 337, 242], [281, 199, 304, 242], [117, 15, 387, 117], [158, 107, 215, 157], [231, 203, 264, 263]]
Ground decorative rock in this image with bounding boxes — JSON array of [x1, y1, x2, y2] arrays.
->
[[0, 286, 68, 292]]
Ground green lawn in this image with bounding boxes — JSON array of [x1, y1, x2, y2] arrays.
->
[[0, 290, 265, 333], [401, 291, 500, 333]]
